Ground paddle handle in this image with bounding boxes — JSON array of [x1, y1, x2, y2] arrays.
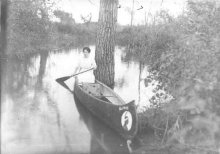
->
[[56, 67, 94, 82], [71, 67, 94, 78]]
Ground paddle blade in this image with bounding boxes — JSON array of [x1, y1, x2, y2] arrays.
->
[[56, 77, 73, 92], [56, 76, 71, 82]]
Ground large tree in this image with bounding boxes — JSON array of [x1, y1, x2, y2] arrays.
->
[[94, 0, 118, 88]]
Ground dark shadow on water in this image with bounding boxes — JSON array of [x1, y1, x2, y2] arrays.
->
[[73, 94, 131, 154]]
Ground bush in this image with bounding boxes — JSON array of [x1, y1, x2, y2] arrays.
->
[[121, 1, 220, 153]]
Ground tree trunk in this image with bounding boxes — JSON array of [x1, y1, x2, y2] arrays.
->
[[1, 0, 8, 102], [94, 0, 118, 88]]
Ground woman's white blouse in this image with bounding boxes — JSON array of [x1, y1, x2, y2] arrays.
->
[[76, 55, 97, 83]]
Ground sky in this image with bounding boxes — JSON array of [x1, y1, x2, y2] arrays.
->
[[56, 0, 187, 25]]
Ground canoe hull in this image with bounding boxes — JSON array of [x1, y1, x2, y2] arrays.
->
[[73, 80, 138, 140]]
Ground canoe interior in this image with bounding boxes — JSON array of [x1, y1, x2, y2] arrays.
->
[[79, 82, 124, 105]]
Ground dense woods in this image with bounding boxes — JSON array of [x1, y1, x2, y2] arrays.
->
[[121, 1, 220, 153], [6, 0, 97, 55], [3, 0, 220, 153]]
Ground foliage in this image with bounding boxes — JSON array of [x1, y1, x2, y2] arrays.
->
[[118, 0, 220, 153], [6, 0, 97, 55], [53, 10, 75, 25], [52, 21, 97, 48], [165, 1, 220, 152], [7, 0, 55, 54]]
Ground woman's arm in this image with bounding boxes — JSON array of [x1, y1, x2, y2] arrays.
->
[[74, 66, 80, 74]]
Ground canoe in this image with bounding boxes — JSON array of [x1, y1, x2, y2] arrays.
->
[[73, 95, 131, 153], [73, 79, 138, 140]]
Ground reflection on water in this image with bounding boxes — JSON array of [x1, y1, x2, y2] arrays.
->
[[1, 46, 152, 154]]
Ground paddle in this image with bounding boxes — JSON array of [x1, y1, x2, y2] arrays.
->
[[56, 67, 94, 82], [55, 68, 94, 92]]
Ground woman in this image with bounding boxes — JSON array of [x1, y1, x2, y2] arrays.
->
[[74, 47, 97, 83]]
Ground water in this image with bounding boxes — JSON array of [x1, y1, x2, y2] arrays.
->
[[1, 46, 154, 154]]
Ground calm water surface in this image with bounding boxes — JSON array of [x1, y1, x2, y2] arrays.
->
[[1, 46, 153, 154]]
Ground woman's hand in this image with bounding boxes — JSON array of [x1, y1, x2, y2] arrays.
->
[[93, 65, 97, 70], [91, 62, 97, 70]]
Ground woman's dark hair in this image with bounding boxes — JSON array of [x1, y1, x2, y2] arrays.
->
[[83, 47, 91, 53]]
